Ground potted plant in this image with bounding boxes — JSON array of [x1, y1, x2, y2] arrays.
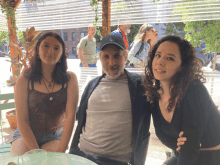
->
[[5, 110, 17, 129], [4, 27, 41, 129]]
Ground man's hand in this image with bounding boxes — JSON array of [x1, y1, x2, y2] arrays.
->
[[176, 131, 187, 152], [82, 62, 89, 67]]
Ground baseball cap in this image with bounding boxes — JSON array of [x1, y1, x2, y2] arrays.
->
[[100, 35, 126, 51]]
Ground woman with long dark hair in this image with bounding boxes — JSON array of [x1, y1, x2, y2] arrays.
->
[[143, 35, 220, 165], [11, 32, 79, 155], [128, 24, 158, 68]]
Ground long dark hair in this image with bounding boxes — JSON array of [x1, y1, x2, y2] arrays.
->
[[143, 35, 206, 112], [24, 32, 70, 84]]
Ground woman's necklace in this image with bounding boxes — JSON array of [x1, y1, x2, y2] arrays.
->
[[42, 78, 55, 101], [42, 75, 53, 89]]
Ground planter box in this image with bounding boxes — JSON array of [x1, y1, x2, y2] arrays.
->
[[6, 110, 17, 129]]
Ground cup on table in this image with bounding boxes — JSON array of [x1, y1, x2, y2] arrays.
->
[[22, 149, 47, 165], [42, 154, 68, 165], [0, 153, 19, 165]]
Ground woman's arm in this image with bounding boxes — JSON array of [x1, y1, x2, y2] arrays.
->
[[128, 42, 143, 66], [56, 71, 79, 152], [178, 80, 212, 165], [15, 75, 40, 150]]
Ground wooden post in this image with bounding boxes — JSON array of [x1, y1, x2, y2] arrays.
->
[[7, 16, 19, 81], [102, 0, 111, 37], [4, 0, 21, 81]]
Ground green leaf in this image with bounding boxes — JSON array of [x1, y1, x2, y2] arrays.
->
[[14, 69, 20, 78]]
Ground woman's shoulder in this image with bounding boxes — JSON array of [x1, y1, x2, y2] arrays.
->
[[182, 79, 210, 103], [67, 71, 76, 77], [187, 79, 205, 92], [17, 74, 28, 84], [15, 74, 29, 90], [67, 71, 77, 82]]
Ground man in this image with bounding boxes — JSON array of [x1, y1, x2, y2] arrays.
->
[[111, 22, 131, 50], [69, 35, 151, 165], [78, 25, 97, 67]]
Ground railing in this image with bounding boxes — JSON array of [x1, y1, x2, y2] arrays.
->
[[78, 67, 220, 108]]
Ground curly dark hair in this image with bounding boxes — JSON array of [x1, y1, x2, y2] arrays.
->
[[24, 32, 70, 84], [143, 35, 206, 112]]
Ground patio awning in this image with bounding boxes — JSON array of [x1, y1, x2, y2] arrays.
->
[[0, 0, 220, 31]]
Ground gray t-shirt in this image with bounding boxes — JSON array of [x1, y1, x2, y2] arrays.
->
[[79, 35, 96, 64], [79, 74, 132, 162]]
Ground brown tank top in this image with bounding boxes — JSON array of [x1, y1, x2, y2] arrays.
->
[[28, 79, 67, 133]]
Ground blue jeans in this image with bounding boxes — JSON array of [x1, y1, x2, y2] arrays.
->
[[70, 147, 130, 165], [80, 63, 97, 67], [12, 127, 63, 147]]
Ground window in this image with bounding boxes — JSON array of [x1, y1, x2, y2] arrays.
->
[[63, 32, 68, 41], [80, 32, 88, 39], [72, 32, 75, 41], [72, 47, 76, 55]]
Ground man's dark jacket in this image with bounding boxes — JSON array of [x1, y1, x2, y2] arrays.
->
[[69, 70, 151, 165]]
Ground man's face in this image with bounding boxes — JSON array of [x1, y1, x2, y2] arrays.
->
[[88, 27, 96, 37], [100, 45, 127, 79], [121, 24, 131, 34]]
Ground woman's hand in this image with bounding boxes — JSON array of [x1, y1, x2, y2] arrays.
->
[[176, 131, 187, 152], [176, 131, 202, 152]]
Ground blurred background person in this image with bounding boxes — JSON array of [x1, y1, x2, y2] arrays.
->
[[127, 24, 157, 68], [111, 19, 131, 50]]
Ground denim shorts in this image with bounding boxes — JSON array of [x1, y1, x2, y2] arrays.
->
[[12, 127, 63, 147]]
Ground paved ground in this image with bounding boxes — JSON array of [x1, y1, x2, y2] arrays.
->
[[1, 57, 220, 164]]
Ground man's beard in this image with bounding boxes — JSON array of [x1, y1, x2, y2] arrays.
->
[[126, 28, 130, 34], [104, 64, 125, 80]]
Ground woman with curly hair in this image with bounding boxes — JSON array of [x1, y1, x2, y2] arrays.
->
[[143, 35, 220, 165], [11, 32, 79, 155]]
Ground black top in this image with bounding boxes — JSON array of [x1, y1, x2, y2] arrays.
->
[[152, 79, 220, 165], [157, 102, 181, 139]]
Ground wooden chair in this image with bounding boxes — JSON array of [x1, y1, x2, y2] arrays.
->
[[0, 93, 15, 155]]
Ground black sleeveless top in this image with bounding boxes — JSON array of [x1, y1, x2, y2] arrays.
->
[[28, 80, 67, 133]]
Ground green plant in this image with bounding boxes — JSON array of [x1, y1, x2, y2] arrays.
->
[[6, 27, 41, 86], [0, 31, 7, 45], [0, 0, 17, 30], [90, 0, 103, 40], [0, 0, 38, 30]]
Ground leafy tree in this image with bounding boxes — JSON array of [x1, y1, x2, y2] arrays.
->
[[172, 0, 220, 70], [162, 23, 185, 38], [128, 24, 142, 43], [184, 21, 220, 53], [0, 31, 7, 45], [17, 32, 25, 44], [0, 31, 26, 46]]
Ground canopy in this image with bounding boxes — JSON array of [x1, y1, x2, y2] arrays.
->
[[0, 0, 220, 31]]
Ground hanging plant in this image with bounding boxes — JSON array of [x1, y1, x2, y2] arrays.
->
[[90, 0, 103, 40], [0, 0, 18, 29], [0, 0, 38, 29]]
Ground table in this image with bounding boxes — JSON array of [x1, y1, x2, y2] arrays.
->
[[47, 152, 98, 165], [0, 152, 98, 165]]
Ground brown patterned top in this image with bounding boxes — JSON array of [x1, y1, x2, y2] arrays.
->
[[28, 80, 67, 133]]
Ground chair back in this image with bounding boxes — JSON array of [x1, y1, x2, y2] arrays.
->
[[0, 93, 15, 145]]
